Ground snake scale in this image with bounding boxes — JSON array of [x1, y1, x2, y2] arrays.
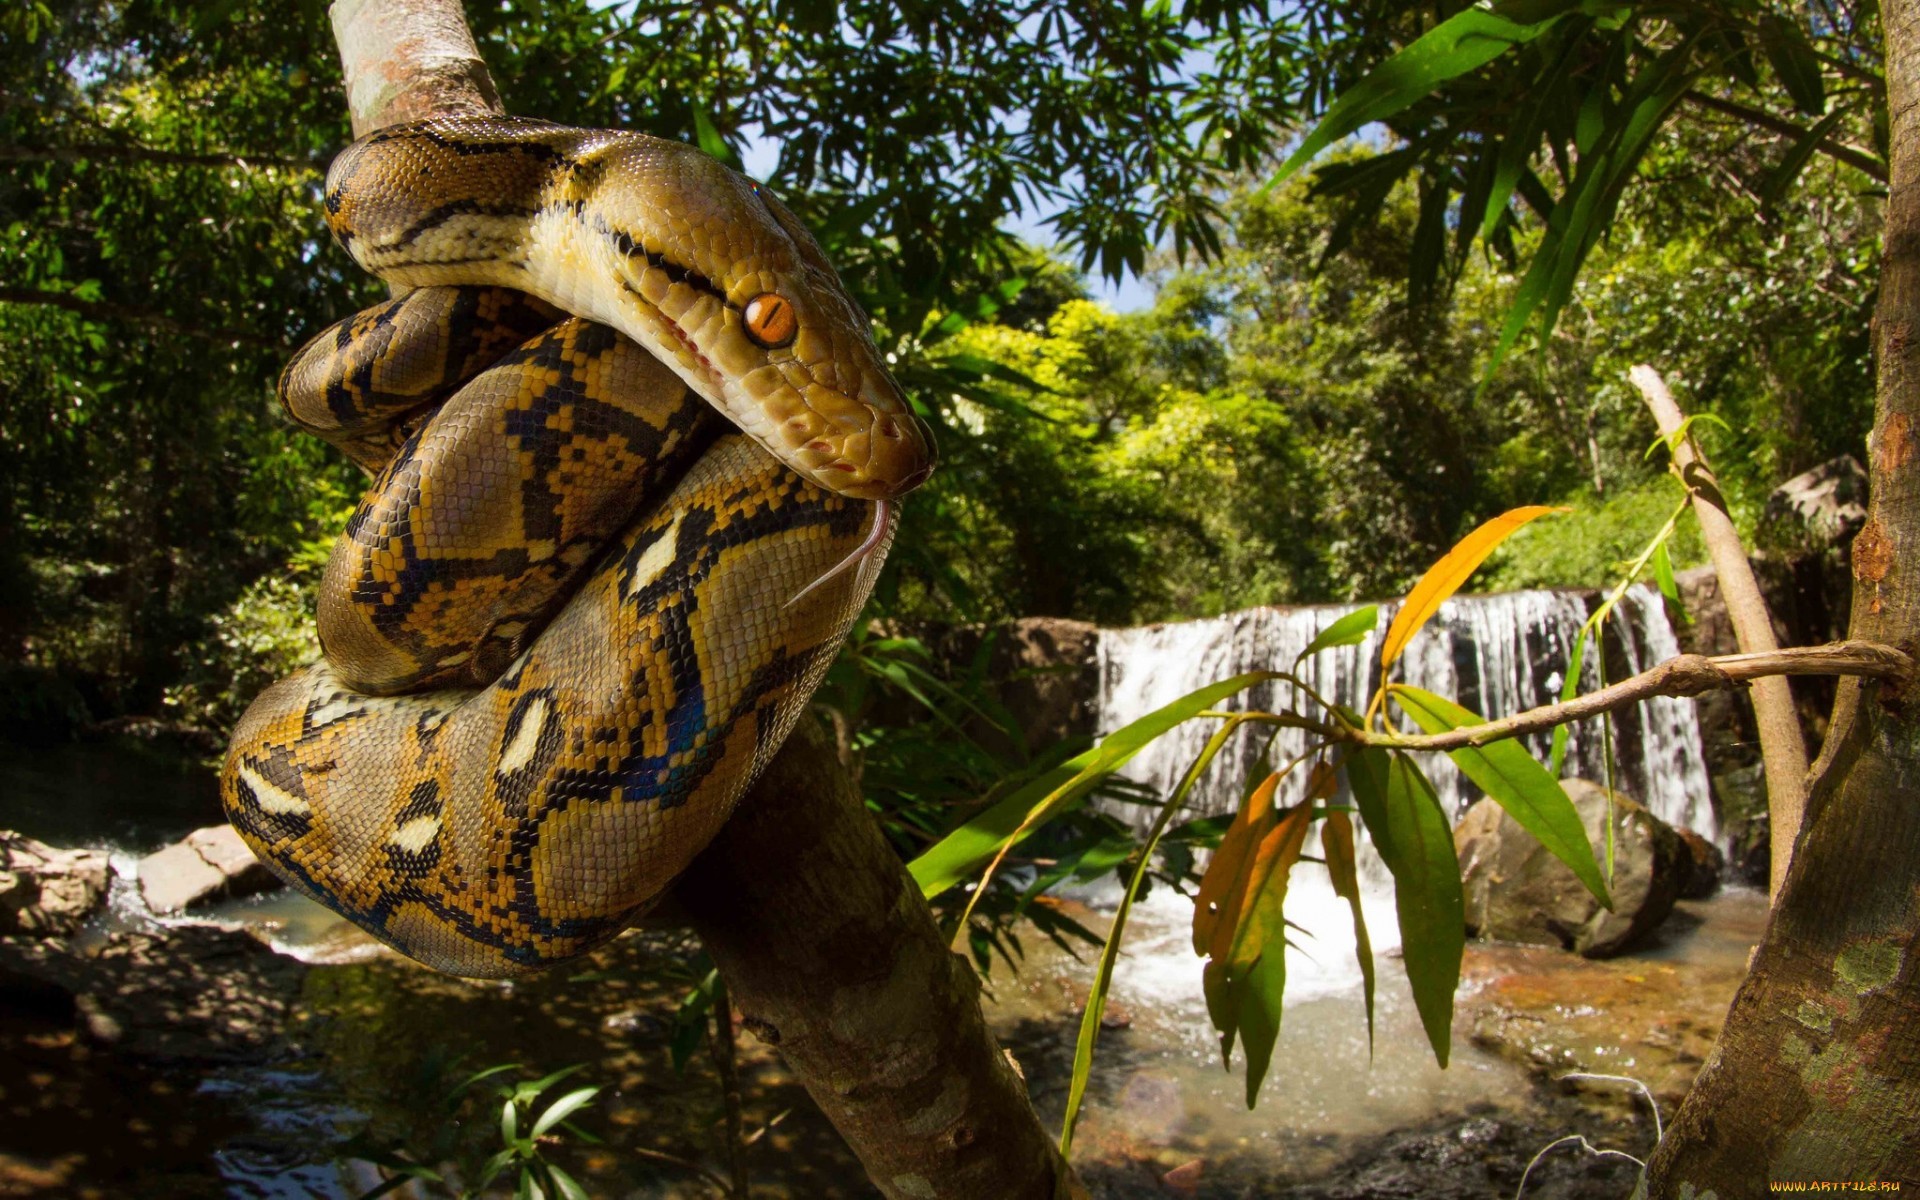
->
[[220, 117, 934, 978]]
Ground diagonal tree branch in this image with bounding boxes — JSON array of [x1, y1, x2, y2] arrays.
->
[[323, 3, 1079, 1196], [0, 143, 318, 171], [1363, 640, 1911, 753], [1682, 90, 1888, 182]]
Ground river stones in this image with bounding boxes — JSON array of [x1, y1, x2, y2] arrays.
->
[[0, 831, 109, 937], [1453, 780, 1689, 958]]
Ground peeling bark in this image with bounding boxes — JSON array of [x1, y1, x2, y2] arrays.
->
[[325, 3, 1077, 1195], [1645, 0, 1920, 1188]]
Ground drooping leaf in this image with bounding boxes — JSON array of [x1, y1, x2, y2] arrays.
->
[[1268, 6, 1575, 190], [1193, 772, 1281, 954], [1322, 811, 1376, 1054], [1294, 605, 1378, 667], [1195, 799, 1313, 1107], [1345, 746, 1394, 859], [1757, 14, 1827, 115], [1391, 685, 1611, 908], [1484, 38, 1702, 380], [531, 1087, 601, 1139], [910, 671, 1282, 900], [1760, 108, 1849, 210], [1651, 541, 1685, 624], [1382, 753, 1464, 1066], [1380, 507, 1567, 668]]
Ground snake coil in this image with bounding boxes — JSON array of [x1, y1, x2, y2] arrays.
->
[[220, 118, 933, 978]]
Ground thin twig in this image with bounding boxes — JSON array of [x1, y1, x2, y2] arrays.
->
[[1358, 641, 1909, 753]]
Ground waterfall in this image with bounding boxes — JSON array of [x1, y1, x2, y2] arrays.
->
[[1094, 586, 1717, 846]]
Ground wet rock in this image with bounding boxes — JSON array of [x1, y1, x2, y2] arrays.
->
[[0, 924, 305, 1062], [1454, 780, 1687, 957], [1675, 828, 1723, 900], [0, 831, 110, 937], [137, 824, 279, 913], [1459, 891, 1767, 1110], [929, 617, 1102, 752]]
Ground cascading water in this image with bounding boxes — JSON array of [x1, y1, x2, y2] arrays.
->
[[1094, 585, 1716, 846], [1089, 586, 1717, 1009]]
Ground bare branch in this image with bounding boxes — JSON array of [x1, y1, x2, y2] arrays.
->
[[1633, 364, 1810, 898], [1364, 641, 1911, 754], [1682, 91, 1888, 182], [0, 286, 283, 349], [0, 143, 318, 171]]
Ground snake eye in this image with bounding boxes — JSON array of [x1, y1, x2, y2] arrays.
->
[[742, 293, 797, 349]]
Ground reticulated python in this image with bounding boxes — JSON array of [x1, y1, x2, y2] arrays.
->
[[220, 117, 934, 979]]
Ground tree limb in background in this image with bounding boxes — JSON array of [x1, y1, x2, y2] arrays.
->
[[1632, 363, 1811, 899], [0, 286, 283, 349], [323, 2, 1078, 1195], [1365, 640, 1910, 754]]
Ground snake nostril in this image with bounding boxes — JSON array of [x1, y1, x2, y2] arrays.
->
[[805, 439, 833, 453]]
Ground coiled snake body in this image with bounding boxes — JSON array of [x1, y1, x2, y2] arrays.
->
[[220, 118, 933, 978]]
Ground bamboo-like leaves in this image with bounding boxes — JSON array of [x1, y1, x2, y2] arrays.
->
[[908, 670, 1281, 901], [1380, 506, 1566, 667], [1295, 605, 1378, 666], [1267, 6, 1576, 191], [1391, 685, 1611, 908], [1322, 810, 1376, 1055]]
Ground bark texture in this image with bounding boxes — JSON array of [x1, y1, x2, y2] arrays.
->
[[1645, 2, 1920, 1188], [325, 4, 1076, 1195], [680, 721, 1074, 1200]]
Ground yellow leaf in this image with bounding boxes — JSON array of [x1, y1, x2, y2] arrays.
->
[[1219, 803, 1313, 970], [1193, 773, 1279, 955], [1379, 506, 1569, 668]]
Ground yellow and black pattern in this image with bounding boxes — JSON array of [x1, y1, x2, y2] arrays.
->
[[224, 114, 933, 978], [226, 286, 885, 977]]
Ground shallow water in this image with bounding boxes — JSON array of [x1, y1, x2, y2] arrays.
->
[[2, 739, 1750, 1197]]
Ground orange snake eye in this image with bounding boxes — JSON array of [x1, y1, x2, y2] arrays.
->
[[742, 293, 797, 349]]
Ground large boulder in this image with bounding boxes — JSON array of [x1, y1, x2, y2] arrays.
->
[[136, 824, 279, 914], [1454, 780, 1689, 958], [0, 831, 110, 937]]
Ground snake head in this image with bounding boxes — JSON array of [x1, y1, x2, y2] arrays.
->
[[585, 139, 936, 502], [322, 117, 936, 503]]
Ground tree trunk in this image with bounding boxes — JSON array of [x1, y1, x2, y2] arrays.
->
[[325, 3, 1078, 1196], [1644, 1, 1920, 1188]]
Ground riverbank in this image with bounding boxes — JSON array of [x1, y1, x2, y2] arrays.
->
[[1, 859, 1762, 1197]]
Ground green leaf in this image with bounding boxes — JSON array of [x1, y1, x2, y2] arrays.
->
[[1382, 754, 1464, 1066], [546, 1164, 591, 1200], [1548, 624, 1589, 776], [908, 671, 1282, 899], [690, 106, 739, 167], [513, 1064, 586, 1104], [1484, 38, 1701, 381], [1295, 606, 1378, 666], [1345, 746, 1394, 858], [1323, 811, 1376, 1055], [1758, 14, 1826, 115], [501, 1096, 519, 1145], [1761, 108, 1849, 209], [531, 1087, 601, 1139], [1651, 541, 1685, 623], [477, 1148, 517, 1189], [1268, 7, 1574, 189], [1391, 685, 1611, 908]]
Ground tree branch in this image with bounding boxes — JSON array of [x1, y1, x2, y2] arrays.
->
[[0, 143, 317, 171], [1632, 364, 1811, 898], [324, 4, 1080, 1196], [1682, 90, 1888, 182], [0, 286, 282, 349], [1362, 641, 1911, 753]]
